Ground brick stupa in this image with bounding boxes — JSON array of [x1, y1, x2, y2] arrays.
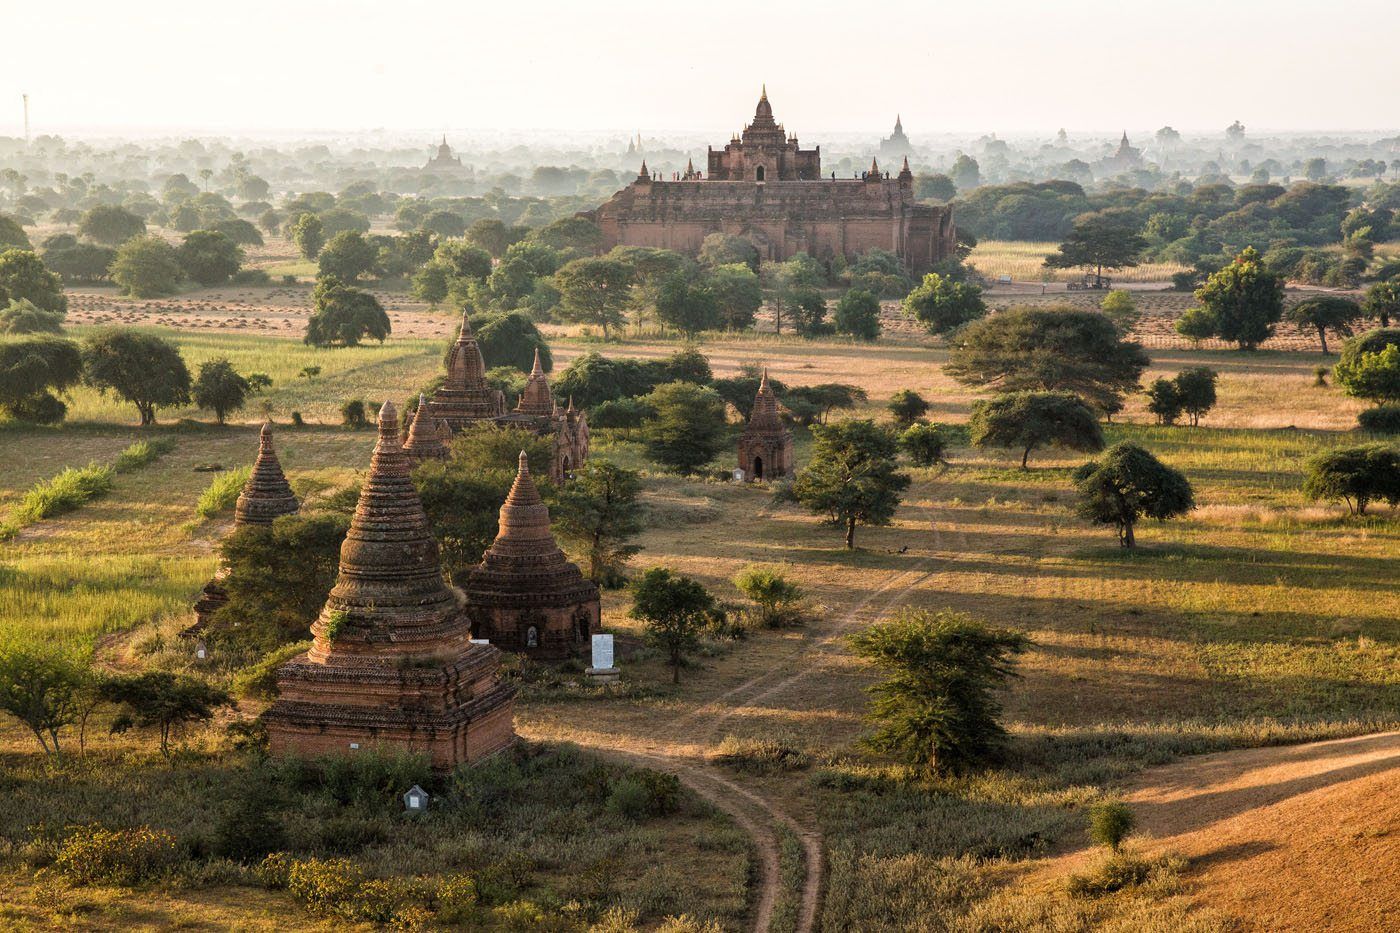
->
[[265, 402, 516, 769], [403, 394, 451, 464], [737, 370, 794, 481], [464, 451, 599, 660], [420, 311, 506, 430], [192, 423, 300, 628], [496, 349, 590, 483]]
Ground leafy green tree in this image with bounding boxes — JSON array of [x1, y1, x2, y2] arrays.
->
[[534, 216, 603, 254], [642, 382, 728, 474], [1302, 444, 1400, 516], [847, 609, 1029, 775], [435, 240, 493, 281], [0, 249, 68, 313], [1144, 377, 1183, 424], [0, 214, 29, 250], [1099, 290, 1141, 335], [553, 459, 645, 587], [788, 286, 829, 337], [1089, 802, 1136, 851], [1334, 329, 1400, 405], [177, 230, 243, 286], [101, 672, 233, 758], [304, 276, 391, 347], [784, 382, 867, 425], [902, 272, 986, 335], [950, 154, 980, 190], [733, 564, 804, 628], [888, 389, 930, 427], [466, 218, 527, 258], [1174, 367, 1218, 426], [1073, 442, 1195, 547], [705, 263, 762, 330], [900, 422, 948, 466], [834, 289, 882, 341], [192, 358, 250, 424], [698, 233, 760, 271], [969, 392, 1104, 469], [792, 420, 910, 549], [1043, 210, 1146, 281], [468, 310, 552, 372], [630, 567, 721, 683], [110, 236, 183, 298], [288, 212, 325, 260], [1286, 297, 1362, 354], [916, 174, 957, 202], [212, 512, 350, 652], [317, 230, 377, 282], [1362, 281, 1399, 328], [209, 218, 264, 246], [413, 459, 520, 583], [81, 329, 191, 425], [655, 274, 720, 336], [0, 646, 88, 758], [946, 306, 1149, 412], [555, 257, 634, 338], [410, 262, 450, 306], [420, 210, 466, 239], [1187, 247, 1285, 350], [764, 253, 824, 335], [0, 298, 64, 335], [0, 334, 82, 423], [78, 204, 146, 246], [42, 240, 116, 283]]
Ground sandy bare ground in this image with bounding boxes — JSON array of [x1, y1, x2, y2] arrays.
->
[[1035, 731, 1400, 931]]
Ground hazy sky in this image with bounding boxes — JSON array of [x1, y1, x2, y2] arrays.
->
[[6, 0, 1396, 138]]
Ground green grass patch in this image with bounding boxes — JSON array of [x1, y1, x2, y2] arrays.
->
[[113, 438, 177, 473], [196, 466, 252, 520], [13, 463, 115, 525]]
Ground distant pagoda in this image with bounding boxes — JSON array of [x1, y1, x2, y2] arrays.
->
[[424, 135, 463, 173], [879, 114, 913, 160], [496, 349, 589, 482], [402, 394, 451, 464], [463, 451, 599, 660], [265, 402, 516, 769], [737, 370, 794, 482], [420, 311, 507, 430], [192, 423, 299, 629]]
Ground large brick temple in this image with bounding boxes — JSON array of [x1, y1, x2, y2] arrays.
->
[[585, 88, 957, 273], [265, 401, 516, 769]]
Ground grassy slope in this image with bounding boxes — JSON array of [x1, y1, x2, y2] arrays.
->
[[0, 325, 1397, 929]]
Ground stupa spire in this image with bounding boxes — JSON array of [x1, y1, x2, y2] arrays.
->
[[234, 422, 299, 527], [515, 347, 554, 416], [404, 394, 450, 462]]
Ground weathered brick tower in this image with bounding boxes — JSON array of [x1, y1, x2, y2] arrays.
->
[[265, 402, 516, 769], [737, 370, 794, 482], [463, 452, 600, 660]]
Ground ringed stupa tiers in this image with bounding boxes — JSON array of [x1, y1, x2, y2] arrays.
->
[[402, 393, 451, 464], [420, 312, 507, 430], [464, 452, 600, 660], [265, 402, 516, 769], [585, 88, 957, 273], [193, 423, 299, 628], [737, 370, 794, 481]]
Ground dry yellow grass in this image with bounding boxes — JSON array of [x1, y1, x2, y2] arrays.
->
[[971, 239, 1190, 284]]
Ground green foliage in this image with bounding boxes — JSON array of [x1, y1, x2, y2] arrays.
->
[[305, 276, 391, 347], [0, 213, 30, 250], [733, 564, 805, 628], [1088, 801, 1136, 850], [210, 218, 265, 247], [553, 348, 708, 410], [195, 465, 252, 519], [1173, 366, 1218, 426], [289, 212, 325, 260], [834, 289, 882, 341], [554, 256, 634, 338], [1144, 377, 1183, 425], [1362, 280, 1399, 327], [101, 671, 234, 757], [1099, 290, 1141, 335], [1302, 443, 1400, 515], [630, 567, 722, 683], [1191, 247, 1286, 350], [81, 328, 191, 425], [78, 204, 147, 246], [704, 263, 762, 330], [899, 422, 949, 466], [969, 391, 1104, 469], [112, 438, 175, 473], [466, 310, 552, 372], [1174, 305, 1218, 342], [0, 645, 90, 757], [1334, 329, 1400, 405], [15, 463, 115, 524], [656, 274, 720, 336], [642, 381, 728, 474], [0, 248, 68, 313], [176, 230, 243, 286], [887, 389, 930, 428], [946, 306, 1149, 412], [1066, 851, 1185, 898], [901, 272, 986, 335], [847, 609, 1029, 775], [1043, 209, 1146, 278], [413, 457, 519, 583], [340, 398, 366, 427], [1286, 296, 1362, 354], [1073, 442, 1195, 547], [553, 459, 645, 587], [533, 215, 603, 254], [317, 230, 378, 282], [784, 382, 867, 426], [110, 236, 184, 298], [231, 641, 312, 700], [192, 357, 250, 424], [55, 826, 181, 886], [697, 232, 760, 271], [792, 420, 910, 549], [40, 240, 116, 284], [1358, 405, 1400, 434], [0, 334, 82, 423], [0, 298, 64, 334]]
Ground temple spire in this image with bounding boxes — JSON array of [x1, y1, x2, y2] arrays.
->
[[234, 422, 299, 528], [530, 347, 544, 377]]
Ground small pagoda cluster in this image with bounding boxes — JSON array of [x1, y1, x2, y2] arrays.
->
[[464, 451, 600, 660], [737, 370, 794, 482], [416, 313, 588, 483], [265, 402, 516, 769], [192, 423, 300, 629]]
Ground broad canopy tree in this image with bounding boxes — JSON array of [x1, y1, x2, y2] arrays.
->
[[902, 272, 986, 335], [630, 567, 722, 684], [1073, 442, 1195, 547], [81, 329, 192, 425], [1043, 210, 1147, 282], [304, 276, 391, 347], [969, 391, 1105, 469], [1181, 247, 1286, 350], [792, 419, 910, 549], [1302, 444, 1400, 516], [554, 256, 634, 338], [1286, 296, 1361, 354], [553, 459, 645, 587]]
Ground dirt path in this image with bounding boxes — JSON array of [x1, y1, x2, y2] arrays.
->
[[1032, 731, 1400, 931]]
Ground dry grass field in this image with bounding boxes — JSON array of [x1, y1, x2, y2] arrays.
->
[[969, 240, 1191, 284], [0, 300, 1396, 929]]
